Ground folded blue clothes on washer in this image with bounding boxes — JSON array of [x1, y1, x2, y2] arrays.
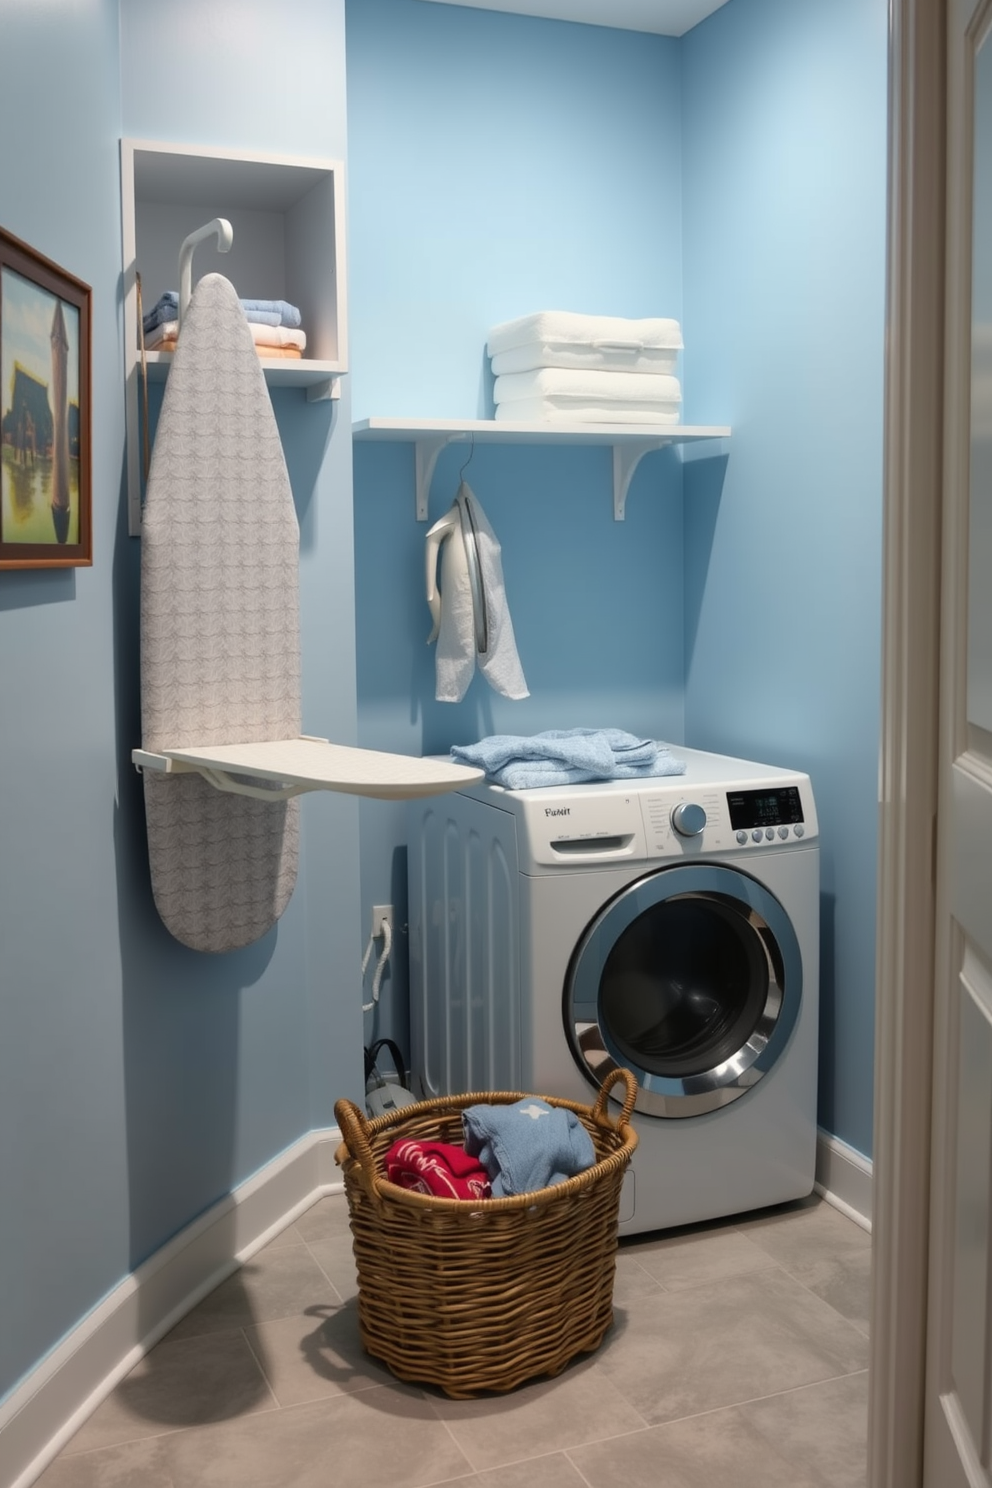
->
[[462, 1097, 596, 1197], [450, 727, 687, 790]]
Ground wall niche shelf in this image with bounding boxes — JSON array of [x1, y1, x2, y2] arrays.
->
[[353, 417, 731, 521], [122, 138, 348, 536], [132, 737, 484, 803]]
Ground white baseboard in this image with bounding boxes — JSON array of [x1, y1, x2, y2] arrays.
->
[[0, 1127, 345, 1488], [815, 1127, 873, 1233]]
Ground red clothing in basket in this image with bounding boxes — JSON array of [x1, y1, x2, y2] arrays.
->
[[384, 1138, 491, 1200]]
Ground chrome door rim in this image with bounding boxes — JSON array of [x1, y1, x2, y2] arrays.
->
[[565, 864, 803, 1119]]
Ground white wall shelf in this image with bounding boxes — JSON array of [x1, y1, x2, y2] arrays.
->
[[132, 737, 484, 802], [352, 417, 731, 520], [122, 138, 349, 536]]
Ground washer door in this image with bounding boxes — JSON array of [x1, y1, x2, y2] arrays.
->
[[565, 864, 803, 1119]]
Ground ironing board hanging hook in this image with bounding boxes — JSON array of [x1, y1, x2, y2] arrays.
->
[[177, 217, 234, 330], [458, 434, 476, 482]]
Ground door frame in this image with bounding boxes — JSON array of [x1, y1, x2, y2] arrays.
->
[[869, 1, 946, 1484]]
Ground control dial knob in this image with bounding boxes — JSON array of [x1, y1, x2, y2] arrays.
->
[[672, 801, 707, 838]]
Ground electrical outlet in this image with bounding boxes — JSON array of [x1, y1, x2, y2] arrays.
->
[[371, 904, 392, 938]]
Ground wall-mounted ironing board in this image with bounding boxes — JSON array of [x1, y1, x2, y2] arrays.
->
[[135, 232, 479, 954]]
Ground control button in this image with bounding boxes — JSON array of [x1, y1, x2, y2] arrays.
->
[[751, 829, 763, 843], [794, 823, 805, 838], [765, 828, 776, 841], [672, 802, 707, 837], [778, 826, 789, 840], [736, 830, 748, 845]]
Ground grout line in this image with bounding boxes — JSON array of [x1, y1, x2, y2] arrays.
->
[[627, 1253, 783, 1297], [58, 1401, 289, 1462], [563, 1450, 599, 1488], [614, 1254, 667, 1293], [548, 1370, 872, 1477], [543, 1365, 873, 1466], [612, 1255, 791, 1304], [415, 1410, 476, 1481], [767, 1255, 872, 1336], [239, 1325, 283, 1410], [437, 1445, 600, 1486], [299, 1233, 348, 1305], [632, 1366, 872, 1433]]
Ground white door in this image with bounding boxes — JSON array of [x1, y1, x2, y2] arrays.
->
[[923, 2, 992, 1480]]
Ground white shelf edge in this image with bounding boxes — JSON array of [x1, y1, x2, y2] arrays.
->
[[352, 418, 731, 520], [138, 350, 346, 389], [132, 737, 485, 803]]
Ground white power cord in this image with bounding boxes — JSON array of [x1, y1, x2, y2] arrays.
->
[[361, 914, 393, 1013]]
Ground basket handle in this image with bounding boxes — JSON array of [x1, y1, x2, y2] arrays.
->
[[592, 1067, 638, 1131], [334, 1097, 383, 1202]]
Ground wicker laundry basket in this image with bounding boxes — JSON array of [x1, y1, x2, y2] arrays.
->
[[333, 1067, 638, 1398]]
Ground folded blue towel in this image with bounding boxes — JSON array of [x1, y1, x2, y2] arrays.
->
[[238, 297, 302, 328], [450, 728, 687, 790], [462, 1098, 596, 1197], [141, 292, 301, 334], [142, 292, 179, 334]]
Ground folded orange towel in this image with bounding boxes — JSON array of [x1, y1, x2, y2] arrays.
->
[[253, 345, 303, 360], [150, 337, 302, 360]]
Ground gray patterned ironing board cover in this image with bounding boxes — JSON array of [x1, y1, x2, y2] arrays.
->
[[139, 273, 301, 953]]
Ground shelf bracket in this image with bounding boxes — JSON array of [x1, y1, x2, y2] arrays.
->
[[612, 439, 672, 520], [306, 378, 341, 403], [414, 436, 455, 521]]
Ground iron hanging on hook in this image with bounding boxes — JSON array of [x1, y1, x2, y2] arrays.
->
[[455, 478, 488, 658]]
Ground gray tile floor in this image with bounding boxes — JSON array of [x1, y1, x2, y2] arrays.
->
[[37, 1192, 870, 1488]]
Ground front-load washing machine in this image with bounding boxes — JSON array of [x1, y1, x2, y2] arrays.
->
[[407, 746, 819, 1236]]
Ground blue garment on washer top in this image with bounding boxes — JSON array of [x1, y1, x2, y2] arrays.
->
[[450, 727, 687, 790], [462, 1098, 596, 1197]]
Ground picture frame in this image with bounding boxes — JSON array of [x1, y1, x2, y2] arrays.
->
[[0, 226, 91, 569]]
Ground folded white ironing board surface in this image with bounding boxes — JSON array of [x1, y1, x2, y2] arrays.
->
[[134, 738, 484, 801]]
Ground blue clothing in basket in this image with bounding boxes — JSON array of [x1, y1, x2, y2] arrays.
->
[[462, 1097, 596, 1197]]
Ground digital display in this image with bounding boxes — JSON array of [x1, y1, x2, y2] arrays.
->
[[727, 786, 804, 829]]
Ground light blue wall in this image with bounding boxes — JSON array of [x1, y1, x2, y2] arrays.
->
[[347, 0, 688, 1064], [0, 0, 362, 1409], [681, 0, 888, 1157], [346, 0, 684, 421], [0, 0, 130, 1411]]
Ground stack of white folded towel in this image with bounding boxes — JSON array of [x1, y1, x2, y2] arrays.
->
[[487, 310, 683, 425], [141, 291, 307, 360]]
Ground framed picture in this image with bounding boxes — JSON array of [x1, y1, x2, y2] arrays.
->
[[0, 227, 91, 569]]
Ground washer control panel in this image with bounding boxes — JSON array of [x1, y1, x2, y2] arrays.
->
[[639, 779, 816, 859], [491, 765, 818, 869]]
